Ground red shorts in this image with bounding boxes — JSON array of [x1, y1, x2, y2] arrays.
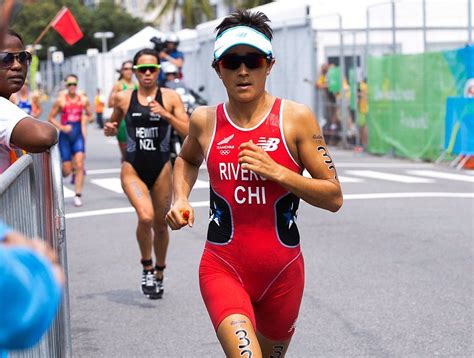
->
[[199, 248, 305, 341]]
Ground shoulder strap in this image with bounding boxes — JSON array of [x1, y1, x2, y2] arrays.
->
[[155, 87, 164, 106]]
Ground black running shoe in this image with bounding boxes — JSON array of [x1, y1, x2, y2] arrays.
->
[[148, 277, 164, 300], [141, 269, 157, 296]]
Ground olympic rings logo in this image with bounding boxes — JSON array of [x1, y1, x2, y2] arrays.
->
[[220, 150, 230, 155]]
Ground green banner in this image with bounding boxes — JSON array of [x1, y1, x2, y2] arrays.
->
[[367, 48, 470, 161], [29, 54, 39, 91]]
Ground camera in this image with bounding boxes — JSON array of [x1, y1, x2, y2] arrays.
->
[[150, 36, 166, 52]]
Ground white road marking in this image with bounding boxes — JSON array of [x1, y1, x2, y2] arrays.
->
[[88, 177, 209, 192], [195, 179, 209, 189], [406, 170, 474, 183], [346, 170, 435, 183], [341, 192, 474, 200], [65, 193, 473, 219], [91, 178, 123, 193], [302, 170, 363, 183], [87, 168, 121, 175], [335, 162, 435, 168], [66, 201, 210, 219], [63, 186, 76, 198]]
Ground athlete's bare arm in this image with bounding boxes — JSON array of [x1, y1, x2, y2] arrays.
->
[[238, 100, 343, 212], [48, 96, 71, 133], [80, 96, 93, 138], [150, 88, 189, 138], [108, 81, 123, 108], [165, 106, 213, 230], [31, 93, 42, 118], [104, 90, 129, 136], [82, 96, 93, 123]]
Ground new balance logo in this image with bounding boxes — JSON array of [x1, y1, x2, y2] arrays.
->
[[132, 113, 142, 117], [257, 137, 280, 152], [217, 134, 235, 146]]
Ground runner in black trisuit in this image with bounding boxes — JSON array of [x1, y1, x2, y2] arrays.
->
[[104, 48, 189, 299]]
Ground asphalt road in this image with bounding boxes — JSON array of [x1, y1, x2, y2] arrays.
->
[[62, 123, 473, 357]]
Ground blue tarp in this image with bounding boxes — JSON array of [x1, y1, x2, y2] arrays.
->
[[444, 97, 474, 155]]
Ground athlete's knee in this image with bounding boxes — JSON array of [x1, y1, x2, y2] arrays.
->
[[153, 223, 168, 237], [74, 160, 84, 172], [137, 212, 154, 227], [62, 165, 72, 177]]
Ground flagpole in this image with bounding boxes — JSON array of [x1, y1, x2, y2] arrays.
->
[[0, 0, 15, 45], [33, 6, 66, 46]]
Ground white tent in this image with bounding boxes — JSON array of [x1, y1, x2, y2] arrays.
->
[[110, 26, 164, 54]]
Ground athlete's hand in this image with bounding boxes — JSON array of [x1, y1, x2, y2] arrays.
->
[[149, 99, 168, 119], [103, 121, 118, 136], [61, 124, 72, 134], [238, 140, 282, 181], [165, 199, 194, 230]]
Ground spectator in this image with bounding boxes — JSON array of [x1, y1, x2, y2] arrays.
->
[[0, 29, 57, 174], [94, 88, 105, 129], [10, 82, 42, 118], [464, 78, 474, 98], [316, 63, 340, 144], [356, 78, 369, 151], [0, 221, 63, 357], [158, 33, 184, 85]]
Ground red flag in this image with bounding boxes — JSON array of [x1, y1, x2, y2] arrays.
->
[[51, 7, 83, 45]]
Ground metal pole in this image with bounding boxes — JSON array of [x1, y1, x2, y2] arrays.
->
[[47, 50, 52, 95], [422, 0, 427, 51], [352, 31, 359, 145], [365, 6, 370, 77], [309, 14, 319, 118], [339, 14, 348, 147], [469, 0, 472, 44], [101, 37, 107, 53], [391, 0, 396, 53]]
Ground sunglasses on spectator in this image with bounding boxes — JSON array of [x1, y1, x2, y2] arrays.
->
[[215, 53, 271, 70], [133, 64, 161, 73], [0, 51, 32, 69], [66, 82, 77, 87]]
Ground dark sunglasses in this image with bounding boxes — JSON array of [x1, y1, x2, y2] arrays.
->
[[0, 51, 32, 69], [133, 64, 160, 74], [216, 53, 271, 70], [66, 82, 77, 87]]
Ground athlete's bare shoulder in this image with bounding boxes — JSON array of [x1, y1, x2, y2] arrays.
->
[[113, 81, 123, 91], [80, 93, 89, 104], [160, 87, 181, 102], [281, 99, 321, 155], [190, 105, 216, 130], [186, 106, 216, 158], [55, 92, 66, 107], [115, 88, 132, 105], [283, 99, 314, 121]]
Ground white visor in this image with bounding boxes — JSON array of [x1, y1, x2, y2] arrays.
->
[[213, 26, 272, 61]]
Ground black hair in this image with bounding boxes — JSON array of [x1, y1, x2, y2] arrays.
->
[[64, 74, 78, 82], [117, 60, 133, 80], [133, 48, 160, 66], [215, 9, 273, 40], [6, 29, 24, 45]]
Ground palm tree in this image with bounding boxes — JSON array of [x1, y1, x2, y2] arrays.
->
[[226, 0, 274, 10], [147, 0, 214, 29]]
